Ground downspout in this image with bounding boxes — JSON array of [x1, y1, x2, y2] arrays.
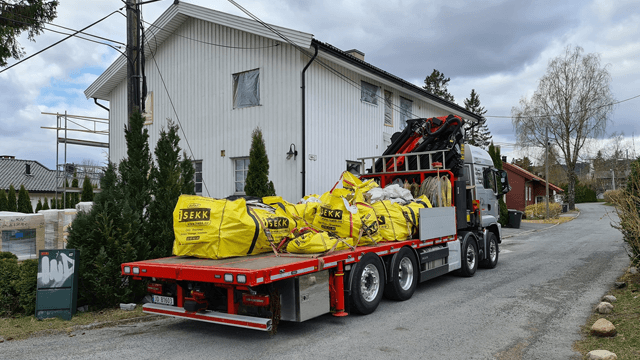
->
[[301, 43, 318, 198], [93, 98, 109, 112]]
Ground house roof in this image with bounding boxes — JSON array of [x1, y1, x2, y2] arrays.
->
[[85, 2, 481, 121], [85, 2, 313, 100], [0, 158, 55, 192], [503, 162, 564, 193]]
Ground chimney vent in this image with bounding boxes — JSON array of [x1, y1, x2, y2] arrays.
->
[[345, 49, 365, 61]]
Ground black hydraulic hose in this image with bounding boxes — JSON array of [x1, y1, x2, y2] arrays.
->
[[301, 43, 318, 198]]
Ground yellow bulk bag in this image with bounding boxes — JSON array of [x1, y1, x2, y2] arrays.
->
[[401, 196, 432, 237], [312, 189, 380, 245], [372, 200, 411, 242], [173, 195, 294, 259], [286, 232, 354, 254], [262, 196, 306, 228], [342, 171, 378, 193]]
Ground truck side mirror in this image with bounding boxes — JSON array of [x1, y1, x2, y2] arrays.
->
[[498, 170, 511, 195]]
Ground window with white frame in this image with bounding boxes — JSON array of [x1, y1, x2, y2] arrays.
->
[[361, 81, 379, 105], [194, 160, 203, 195], [234, 158, 250, 194], [384, 90, 393, 126], [399, 97, 413, 130], [233, 69, 260, 109]]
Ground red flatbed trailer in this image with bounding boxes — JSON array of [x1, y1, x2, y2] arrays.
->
[[122, 233, 457, 332]]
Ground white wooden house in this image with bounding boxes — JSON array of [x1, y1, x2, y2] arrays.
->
[[85, 1, 481, 203]]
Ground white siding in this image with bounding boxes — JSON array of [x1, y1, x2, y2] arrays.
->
[[109, 18, 303, 202], [304, 56, 451, 195]]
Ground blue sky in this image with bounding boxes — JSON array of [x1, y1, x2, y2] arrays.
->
[[1, 0, 639, 170]]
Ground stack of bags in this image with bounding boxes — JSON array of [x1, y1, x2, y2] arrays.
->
[[172, 172, 433, 259]]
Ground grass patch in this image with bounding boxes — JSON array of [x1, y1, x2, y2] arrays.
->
[[0, 305, 152, 341], [522, 216, 575, 225], [574, 270, 640, 359]]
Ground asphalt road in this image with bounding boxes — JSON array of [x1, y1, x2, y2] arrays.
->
[[2, 203, 629, 360]]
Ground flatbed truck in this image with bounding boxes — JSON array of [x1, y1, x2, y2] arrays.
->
[[121, 116, 510, 333]]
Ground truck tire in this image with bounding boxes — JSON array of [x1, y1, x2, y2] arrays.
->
[[384, 247, 418, 301], [480, 232, 499, 269], [459, 237, 478, 277], [350, 254, 385, 315]]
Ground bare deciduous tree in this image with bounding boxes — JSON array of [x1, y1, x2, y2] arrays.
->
[[512, 45, 615, 210]]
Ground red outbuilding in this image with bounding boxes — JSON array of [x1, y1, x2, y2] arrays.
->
[[503, 162, 564, 212]]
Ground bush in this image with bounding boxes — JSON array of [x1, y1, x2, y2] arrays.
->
[[524, 202, 562, 220], [0, 251, 18, 260], [612, 159, 640, 266], [0, 257, 20, 316], [14, 259, 38, 315], [560, 182, 597, 203], [603, 189, 621, 204]]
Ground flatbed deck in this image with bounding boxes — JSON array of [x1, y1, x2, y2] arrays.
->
[[122, 235, 456, 287]]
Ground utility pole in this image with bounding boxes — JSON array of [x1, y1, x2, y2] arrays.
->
[[126, 0, 141, 121], [545, 127, 550, 219]]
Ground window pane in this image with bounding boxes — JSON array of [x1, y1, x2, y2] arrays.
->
[[233, 69, 260, 108], [399, 97, 413, 129], [195, 161, 202, 172], [236, 171, 244, 182], [361, 81, 378, 105], [235, 160, 243, 170], [384, 90, 393, 126], [195, 183, 202, 193], [235, 182, 244, 192], [195, 173, 202, 182]]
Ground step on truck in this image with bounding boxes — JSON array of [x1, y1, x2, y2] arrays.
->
[[121, 115, 510, 334]]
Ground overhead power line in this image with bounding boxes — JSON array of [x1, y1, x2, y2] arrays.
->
[[0, 10, 122, 74]]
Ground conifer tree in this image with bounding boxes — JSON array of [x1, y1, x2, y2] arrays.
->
[[51, 197, 57, 209], [17, 185, 33, 213], [464, 89, 492, 149], [147, 121, 195, 258], [488, 142, 509, 225], [244, 127, 276, 197], [423, 69, 455, 102], [42, 196, 50, 210], [35, 199, 42, 213], [118, 111, 153, 224], [0, 189, 7, 211], [81, 175, 94, 202], [71, 171, 79, 207], [7, 185, 17, 212], [64, 179, 71, 208]]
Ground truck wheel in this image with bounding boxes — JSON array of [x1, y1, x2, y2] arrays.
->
[[480, 233, 499, 269], [459, 237, 478, 277], [350, 254, 385, 315], [384, 247, 418, 301]]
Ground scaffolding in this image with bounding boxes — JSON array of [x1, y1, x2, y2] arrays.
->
[[41, 111, 109, 208]]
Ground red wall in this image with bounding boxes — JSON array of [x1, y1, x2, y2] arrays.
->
[[505, 169, 527, 211]]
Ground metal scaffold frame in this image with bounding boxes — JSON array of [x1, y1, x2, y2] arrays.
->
[[41, 111, 109, 208]]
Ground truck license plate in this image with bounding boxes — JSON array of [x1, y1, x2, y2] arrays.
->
[[153, 295, 174, 306]]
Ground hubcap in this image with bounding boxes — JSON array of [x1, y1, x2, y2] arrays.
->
[[398, 257, 414, 291], [466, 244, 476, 269], [489, 240, 497, 262], [360, 264, 380, 302]]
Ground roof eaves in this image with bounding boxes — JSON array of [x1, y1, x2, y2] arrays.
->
[[312, 40, 482, 121]]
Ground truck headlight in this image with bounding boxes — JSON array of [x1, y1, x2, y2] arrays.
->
[[124, 266, 131, 274]]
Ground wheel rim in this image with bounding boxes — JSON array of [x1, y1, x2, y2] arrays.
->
[[398, 257, 414, 291], [360, 264, 380, 302], [489, 240, 497, 263], [466, 244, 476, 269]]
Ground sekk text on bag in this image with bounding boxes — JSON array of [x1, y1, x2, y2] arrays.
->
[[372, 200, 411, 241]]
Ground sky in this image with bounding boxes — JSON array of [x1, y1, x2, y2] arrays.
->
[[1, 0, 639, 170]]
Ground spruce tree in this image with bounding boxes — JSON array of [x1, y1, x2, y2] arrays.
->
[[35, 199, 42, 213], [147, 121, 195, 258], [423, 69, 455, 102], [244, 127, 276, 197], [51, 197, 57, 209], [464, 89, 492, 149], [7, 185, 17, 212], [42, 196, 50, 210], [0, 189, 7, 211], [81, 175, 94, 202], [488, 142, 509, 225], [71, 171, 79, 207], [64, 179, 71, 208], [17, 185, 33, 213], [118, 111, 153, 225]]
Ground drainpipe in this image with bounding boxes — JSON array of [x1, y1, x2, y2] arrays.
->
[[94, 98, 110, 163], [301, 43, 318, 198], [93, 98, 109, 112]]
